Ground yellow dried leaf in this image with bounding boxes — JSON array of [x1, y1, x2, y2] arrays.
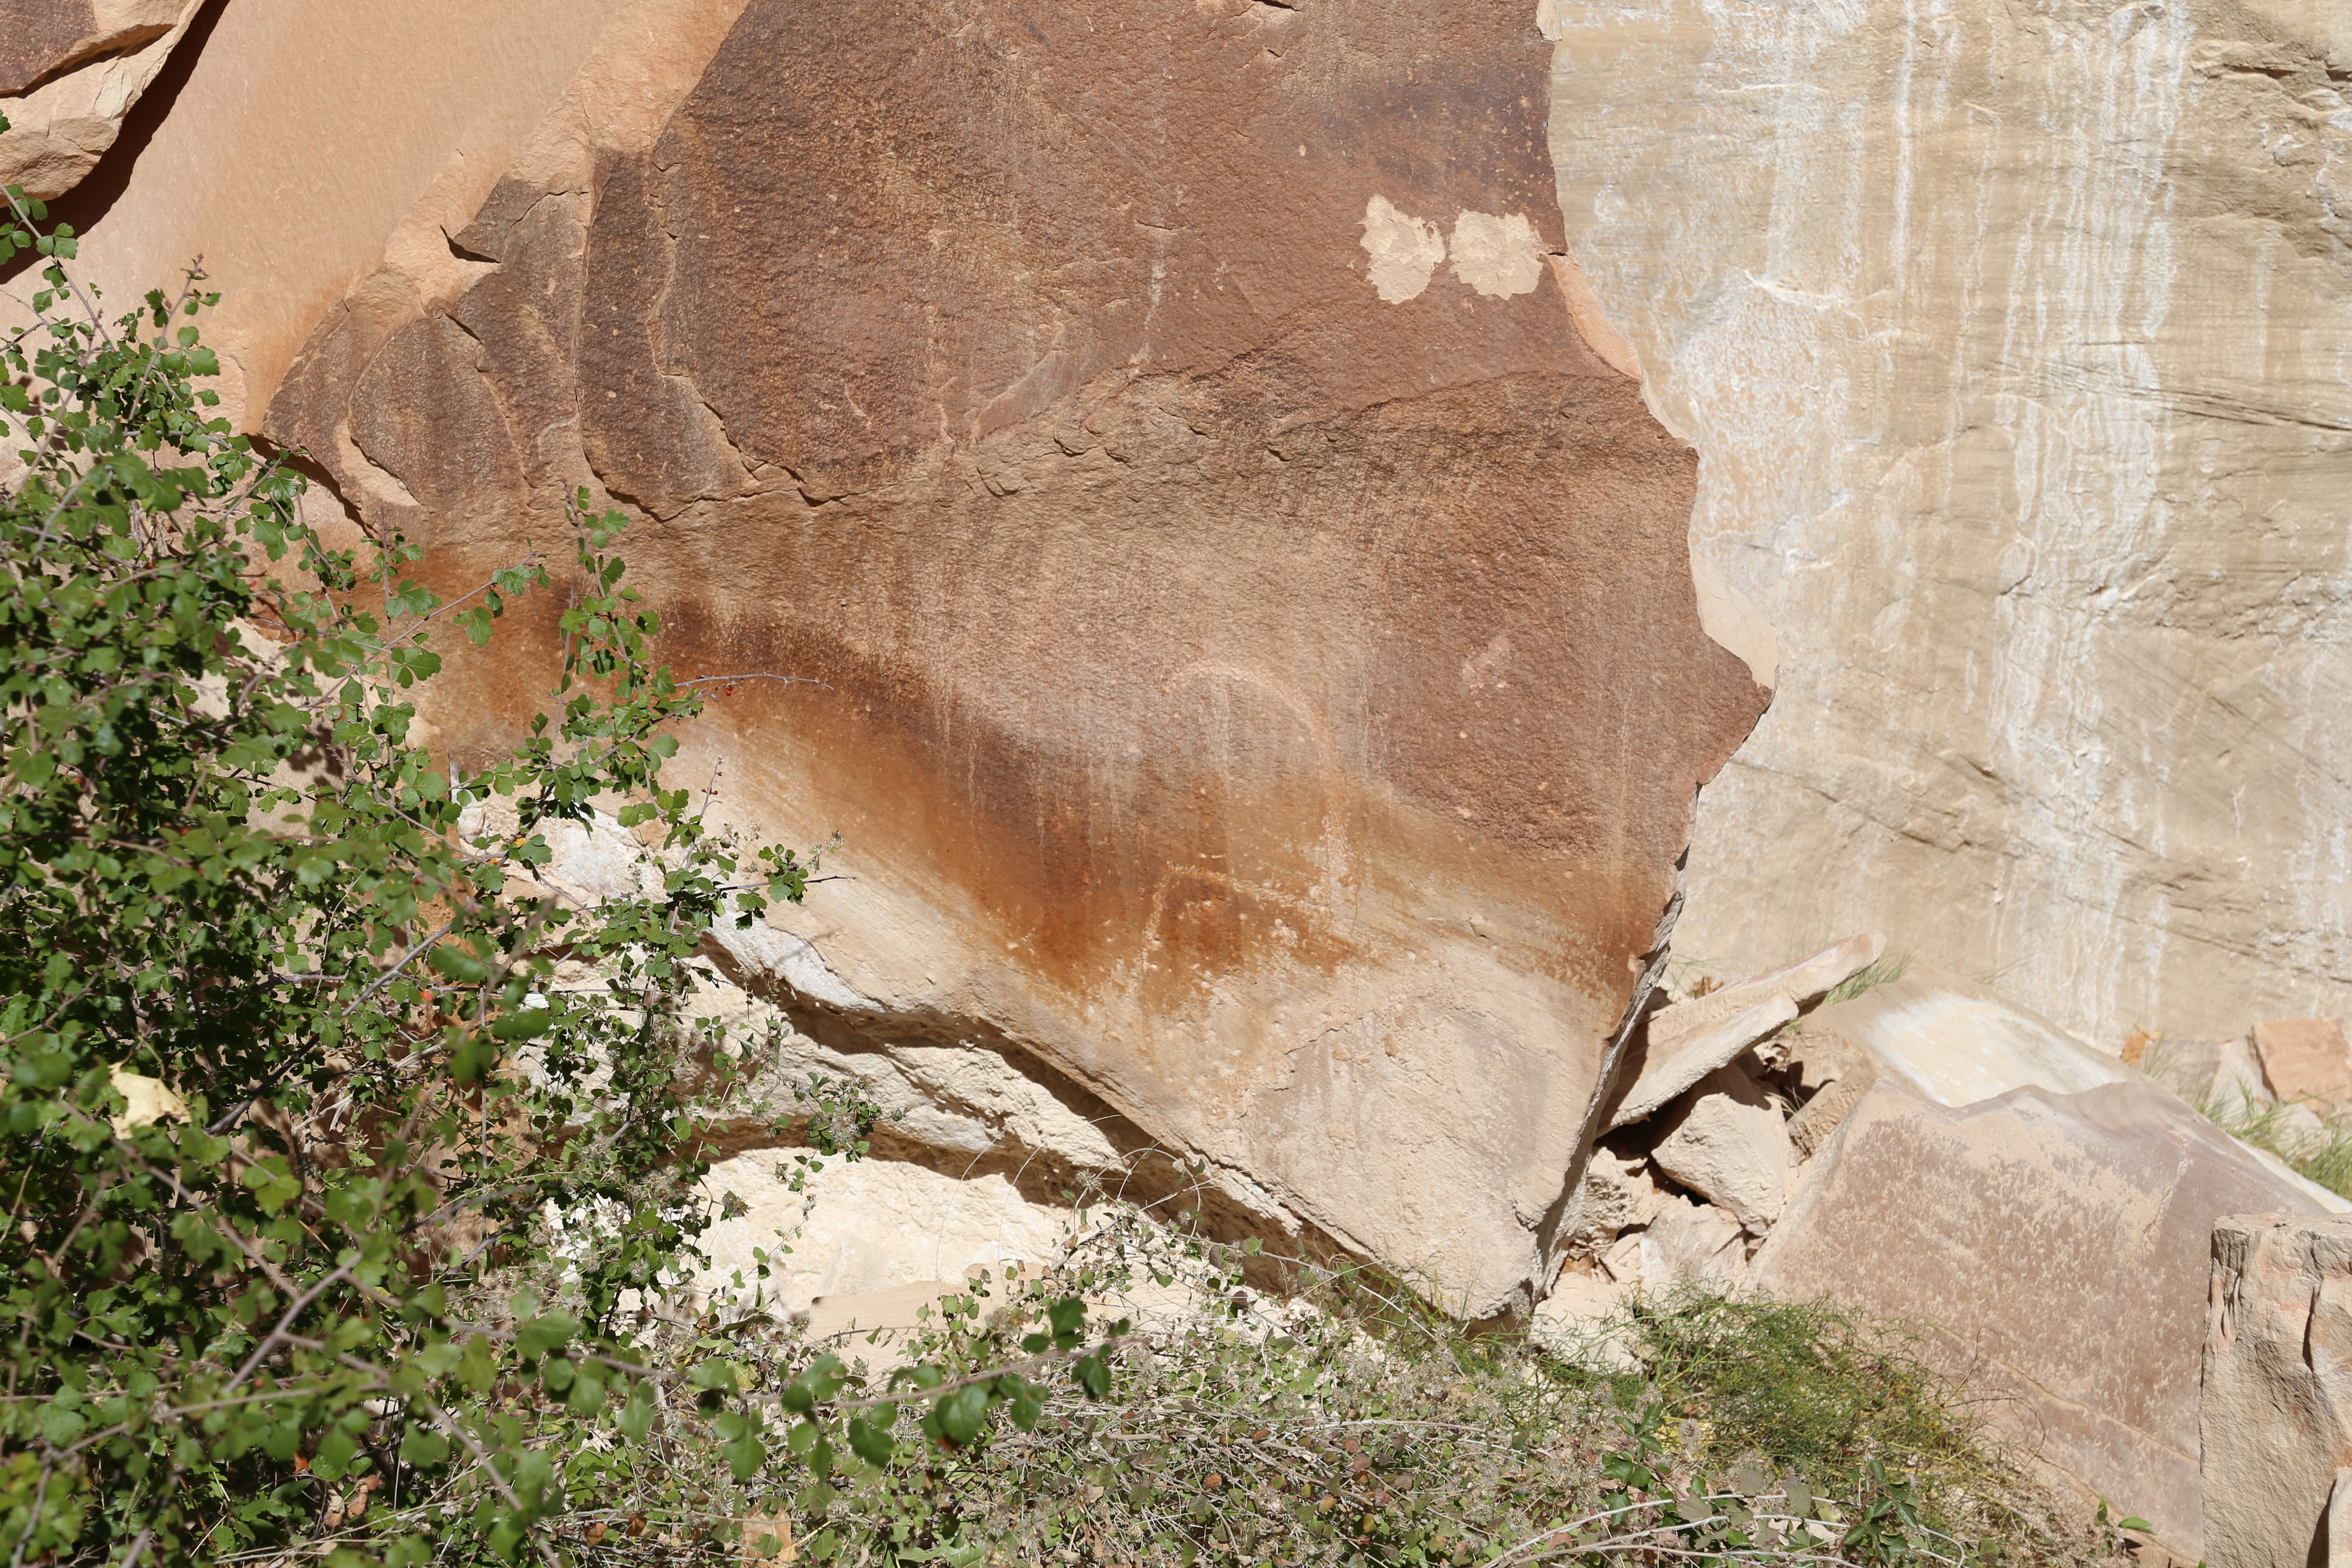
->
[[109, 1069, 189, 1135]]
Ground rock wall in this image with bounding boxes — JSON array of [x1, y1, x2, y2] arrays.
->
[[1544, 0, 2352, 1043], [13, 0, 1765, 1314]]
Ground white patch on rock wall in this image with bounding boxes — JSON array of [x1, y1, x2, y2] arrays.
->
[[1449, 210, 1544, 298], [1358, 195, 1446, 303]]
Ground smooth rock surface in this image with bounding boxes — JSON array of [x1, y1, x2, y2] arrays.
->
[[688, 1154, 1068, 1315], [1546, 0, 2352, 1046], [245, 0, 1764, 1317], [2254, 1018, 2352, 1110], [1649, 1066, 1789, 1233], [2202, 1213, 2352, 1568], [1751, 1076, 2336, 1558]]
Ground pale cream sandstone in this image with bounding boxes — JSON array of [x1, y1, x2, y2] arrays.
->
[[1546, 0, 2352, 1045]]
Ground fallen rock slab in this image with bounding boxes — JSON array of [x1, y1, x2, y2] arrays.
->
[[1750, 1075, 2333, 1559], [2201, 1213, 2352, 1568], [1650, 1065, 1789, 1233], [1607, 993, 1797, 1131], [1647, 933, 1886, 1046], [1801, 964, 2136, 1108], [1605, 932, 1882, 1129], [1807, 967, 2349, 1213]]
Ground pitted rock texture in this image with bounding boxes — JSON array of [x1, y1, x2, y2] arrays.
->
[[0, 0, 187, 97], [1751, 1076, 2334, 1557], [1544, 0, 2352, 1044], [246, 0, 1764, 1317]]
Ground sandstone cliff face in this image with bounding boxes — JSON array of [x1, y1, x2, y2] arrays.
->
[[1544, 0, 2352, 1043], [236, 0, 1763, 1313]]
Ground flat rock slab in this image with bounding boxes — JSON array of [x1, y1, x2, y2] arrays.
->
[[2202, 1213, 2352, 1568], [1800, 965, 2135, 1109], [1646, 932, 1885, 1047], [1807, 968, 2350, 1213], [1749, 1075, 2332, 1559], [1605, 933, 1880, 1129]]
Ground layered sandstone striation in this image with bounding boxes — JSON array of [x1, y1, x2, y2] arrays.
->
[[1544, 0, 2352, 1043], [3, 0, 1766, 1315]]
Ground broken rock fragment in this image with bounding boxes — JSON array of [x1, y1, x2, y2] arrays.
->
[[1650, 1065, 1789, 1233], [0, 0, 203, 200], [1638, 1194, 1745, 1289], [2142, 1034, 2273, 1114], [1566, 1146, 1669, 1251], [1782, 1026, 1878, 1160], [1605, 932, 1883, 1130], [2252, 1017, 2352, 1112], [2201, 1213, 2352, 1568]]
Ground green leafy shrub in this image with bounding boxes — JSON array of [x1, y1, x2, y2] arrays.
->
[[762, 1216, 2132, 1568], [0, 167, 1117, 1566]]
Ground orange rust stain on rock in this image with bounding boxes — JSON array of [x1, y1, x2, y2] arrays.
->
[[267, 0, 1767, 1309]]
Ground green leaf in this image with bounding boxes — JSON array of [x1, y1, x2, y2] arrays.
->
[[514, 1312, 579, 1359], [935, 1384, 989, 1445], [848, 1414, 896, 1466], [398, 1427, 450, 1468], [724, 1432, 767, 1480], [616, 1386, 657, 1443], [427, 943, 491, 983]]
